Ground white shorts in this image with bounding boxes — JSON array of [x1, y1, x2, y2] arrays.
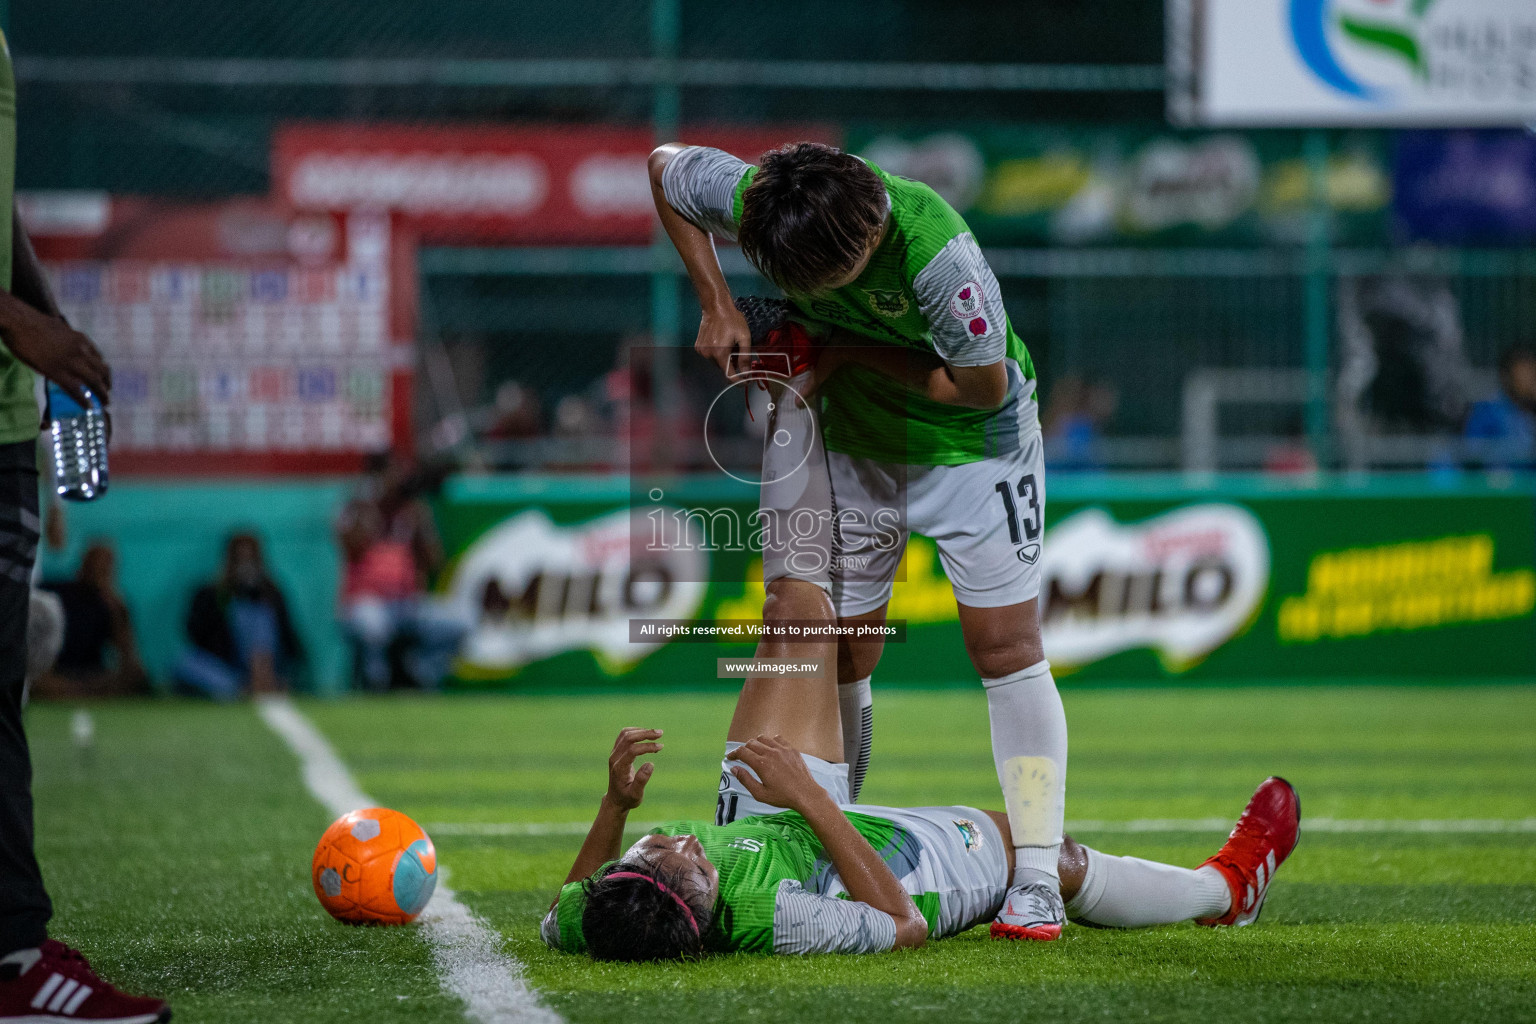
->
[[853, 803, 1009, 938], [715, 742, 850, 825], [827, 429, 1047, 617], [712, 748, 1008, 939]]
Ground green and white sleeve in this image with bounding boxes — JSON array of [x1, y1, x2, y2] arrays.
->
[[771, 880, 898, 955], [538, 906, 562, 949], [540, 879, 589, 953], [912, 233, 1009, 368], [660, 145, 751, 240]]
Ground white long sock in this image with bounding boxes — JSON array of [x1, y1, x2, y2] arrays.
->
[[984, 660, 1066, 889], [1065, 846, 1231, 927], [838, 676, 873, 802]]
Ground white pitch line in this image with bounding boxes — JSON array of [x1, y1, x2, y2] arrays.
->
[[257, 697, 560, 1024], [429, 817, 1536, 837], [1304, 817, 1536, 834]]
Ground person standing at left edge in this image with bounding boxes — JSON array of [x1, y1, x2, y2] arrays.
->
[[0, 23, 172, 1024]]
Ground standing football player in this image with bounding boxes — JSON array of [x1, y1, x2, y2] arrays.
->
[[650, 141, 1067, 940], [0, 25, 171, 1024]]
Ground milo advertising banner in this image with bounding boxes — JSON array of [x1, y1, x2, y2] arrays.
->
[[433, 476, 1536, 688], [1035, 480, 1535, 679]]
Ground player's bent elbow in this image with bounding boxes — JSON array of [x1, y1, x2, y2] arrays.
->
[[891, 913, 929, 950], [648, 145, 680, 185]]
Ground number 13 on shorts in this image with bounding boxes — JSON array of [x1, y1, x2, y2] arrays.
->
[[993, 474, 1041, 546]]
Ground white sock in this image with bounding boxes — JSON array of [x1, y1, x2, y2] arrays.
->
[[984, 660, 1066, 890], [1065, 846, 1232, 927], [838, 676, 873, 802]]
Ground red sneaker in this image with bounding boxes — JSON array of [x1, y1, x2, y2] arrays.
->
[[732, 296, 820, 379], [0, 940, 169, 1023], [1197, 776, 1300, 928]]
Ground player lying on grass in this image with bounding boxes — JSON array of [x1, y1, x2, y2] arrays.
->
[[541, 684, 1301, 960]]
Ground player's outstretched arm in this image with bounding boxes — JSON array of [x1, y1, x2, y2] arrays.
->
[[648, 144, 751, 376], [728, 735, 929, 949], [557, 727, 664, 888]]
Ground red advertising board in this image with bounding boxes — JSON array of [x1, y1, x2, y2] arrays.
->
[[272, 123, 839, 244], [23, 195, 416, 475]]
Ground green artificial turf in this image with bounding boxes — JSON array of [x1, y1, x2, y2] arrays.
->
[[27, 684, 1536, 1023], [26, 703, 462, 1023]]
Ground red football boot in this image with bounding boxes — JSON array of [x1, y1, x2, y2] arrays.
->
[[732, 296, 820, 380], [0, 940, 169, 1023], [749, 320, 818, 380], [1197, 776, 1301, 927]]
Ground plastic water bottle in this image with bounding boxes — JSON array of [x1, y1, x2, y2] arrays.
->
[[47, 380, 109, 502]]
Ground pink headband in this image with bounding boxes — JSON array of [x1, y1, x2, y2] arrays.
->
[[605, 871, 700, 937]]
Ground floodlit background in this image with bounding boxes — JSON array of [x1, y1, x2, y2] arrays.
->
[[14, 0, 1536, 693]]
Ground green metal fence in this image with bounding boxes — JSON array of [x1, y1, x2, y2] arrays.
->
[[12, 0, 1536, 470]]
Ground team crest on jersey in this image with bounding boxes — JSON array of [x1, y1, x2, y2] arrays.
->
[[865, 288, 910, 319], [949, 281, 985, 321], [952, 818, 984, 852]]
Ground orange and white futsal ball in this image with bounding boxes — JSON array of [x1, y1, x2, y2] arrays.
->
[[312, 808, 438, 925]]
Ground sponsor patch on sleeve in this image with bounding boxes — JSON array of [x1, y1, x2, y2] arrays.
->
[[949, 281, 985, 321]]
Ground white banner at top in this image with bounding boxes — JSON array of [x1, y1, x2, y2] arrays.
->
[[1170, 0, 1536, 127]]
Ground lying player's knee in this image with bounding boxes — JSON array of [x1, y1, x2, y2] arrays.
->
[[764, 578, 833, 622]]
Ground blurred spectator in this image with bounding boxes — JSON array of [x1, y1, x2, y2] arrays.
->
[[337, 454, 467, 691], [1042, 374, 1118, 471], [485, 380, 543, 440], [603, 337, 703, 470], [553, 395, 602, 437], [1263, 415, 1319, 477], [1336, 273, 1471, 470], [34, 542, 149, 698], [171, 533, 305, 701], [1463, 346, 1536, 470]]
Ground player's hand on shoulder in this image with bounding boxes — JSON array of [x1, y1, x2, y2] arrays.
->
[[606, 727, 663, 811], [696, 302, 752, 377], [726, 734, 825, 813]]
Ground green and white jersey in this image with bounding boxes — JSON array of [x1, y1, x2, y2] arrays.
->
[[662, 145, 1037, 466], [542, 805, 1007, 956]]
